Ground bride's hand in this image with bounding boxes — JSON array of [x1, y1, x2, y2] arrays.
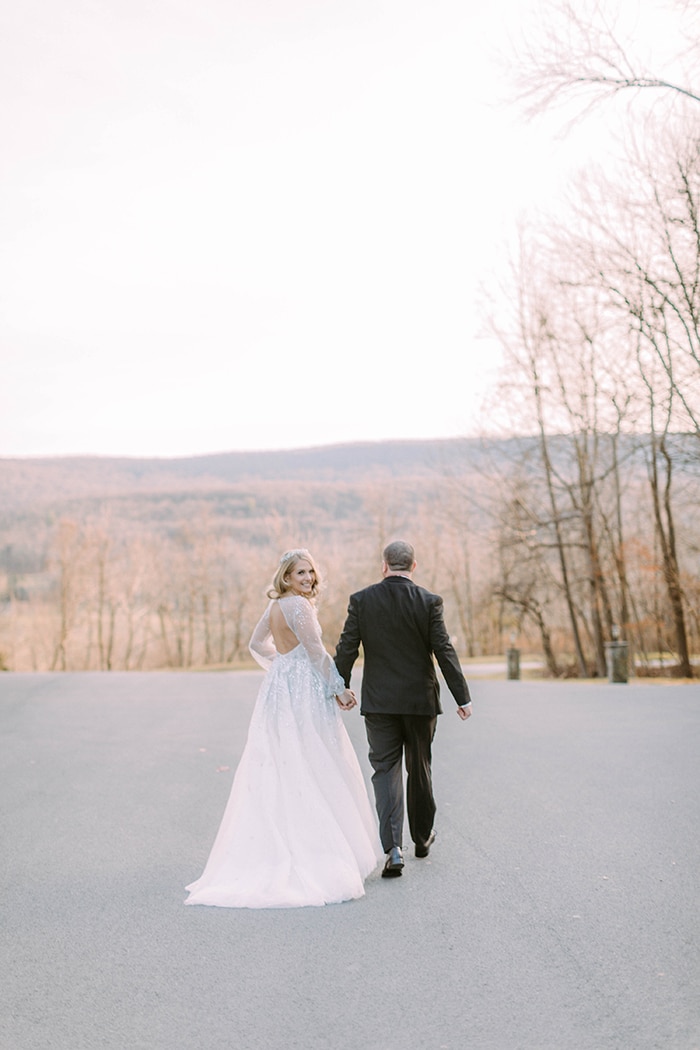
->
[[335, 688, 357, 711]]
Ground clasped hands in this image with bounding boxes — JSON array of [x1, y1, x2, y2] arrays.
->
[[335, 688, 357, 711]]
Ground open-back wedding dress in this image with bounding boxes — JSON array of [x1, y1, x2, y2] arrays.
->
[[185, 594, 382, 908]]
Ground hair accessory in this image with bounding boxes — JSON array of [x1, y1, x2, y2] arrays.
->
[[279, 548, 310, 565]]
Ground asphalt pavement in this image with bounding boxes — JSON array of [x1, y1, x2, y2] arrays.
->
[[1, 671, 699, 1050]]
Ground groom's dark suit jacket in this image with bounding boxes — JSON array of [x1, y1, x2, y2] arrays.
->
[[334, 575, 471, 716]]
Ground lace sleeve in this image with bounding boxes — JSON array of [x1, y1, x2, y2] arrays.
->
[[248, 603, 277, 670], [280, 596, 345, 699]]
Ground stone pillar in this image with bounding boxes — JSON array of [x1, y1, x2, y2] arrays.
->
[[605, 641, 629, 683], [506, 647, 521, 680]]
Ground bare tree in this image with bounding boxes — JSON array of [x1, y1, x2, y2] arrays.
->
[[515, 0, 700, 123], [87, 526, 119, 671], [491, 242, 592, 674], [49, 521, 83, 671], [495, 483, 564, 676], [559, 131, 700, 674]]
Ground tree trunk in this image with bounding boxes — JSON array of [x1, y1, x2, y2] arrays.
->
[[648, 435, 693, 675], [537, 421, 588, 676]]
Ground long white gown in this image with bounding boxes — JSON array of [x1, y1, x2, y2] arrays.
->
[[185, 594, 383, 908]]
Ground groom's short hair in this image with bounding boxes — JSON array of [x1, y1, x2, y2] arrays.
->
[[383, 540, 415, 572]]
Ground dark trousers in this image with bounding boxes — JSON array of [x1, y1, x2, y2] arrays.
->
[[364, 713, 438, 852]]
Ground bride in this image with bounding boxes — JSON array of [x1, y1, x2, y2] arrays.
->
[[185, 549, 383, 908]]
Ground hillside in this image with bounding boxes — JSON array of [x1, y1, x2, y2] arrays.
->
[[2, 433, 696, 572], [0, 438, 495, 577], [7, 432, 691, 512], [0, 438, 485, 511]]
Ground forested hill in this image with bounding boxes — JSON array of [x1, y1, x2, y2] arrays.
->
[[4, 432, 695, 513], [1, 438, 491, 510], [1, 433, 697, 673]]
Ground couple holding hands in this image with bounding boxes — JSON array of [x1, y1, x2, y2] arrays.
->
[[185, 540, 472, 909]]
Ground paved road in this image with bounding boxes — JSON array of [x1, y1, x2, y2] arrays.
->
[[1, 672, 698, 1050]]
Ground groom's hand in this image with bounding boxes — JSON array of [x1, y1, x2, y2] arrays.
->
[[457, 703, 472, 721]]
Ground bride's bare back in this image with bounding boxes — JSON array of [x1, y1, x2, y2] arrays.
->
[[269, 600, 300, 654]]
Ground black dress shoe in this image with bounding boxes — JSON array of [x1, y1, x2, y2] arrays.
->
[[381, 846, 404, 878], [415, 830, 436, 858]]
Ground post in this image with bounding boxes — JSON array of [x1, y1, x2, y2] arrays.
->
[[506, 647, 521, 680], [605, 625, 629, 683]]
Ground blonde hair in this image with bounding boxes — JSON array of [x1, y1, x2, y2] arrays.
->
[[267, 549, 321, 600]]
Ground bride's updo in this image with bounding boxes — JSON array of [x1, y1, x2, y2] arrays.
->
[[267, 548, 321, 600]]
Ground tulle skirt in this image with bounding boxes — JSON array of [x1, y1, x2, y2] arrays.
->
[[185, 647, 383, 908]]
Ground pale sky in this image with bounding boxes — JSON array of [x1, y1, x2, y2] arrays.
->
[[0, 0, 681, 458]]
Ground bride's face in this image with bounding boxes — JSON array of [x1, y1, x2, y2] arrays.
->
[[285, 559, 315, 596]]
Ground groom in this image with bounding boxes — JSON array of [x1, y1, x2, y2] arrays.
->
[[335, 540, 472, 878]]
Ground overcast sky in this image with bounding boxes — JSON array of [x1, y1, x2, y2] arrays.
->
[[0, 0, 679, 458]]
